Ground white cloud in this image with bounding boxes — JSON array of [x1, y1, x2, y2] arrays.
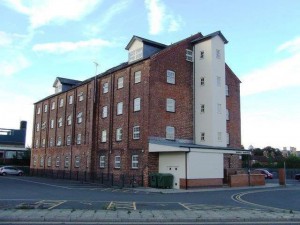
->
[[3, 0, 102, 29], [277, 37, 300, 53], [0, 55, 31, 76], [33, 38, 112, 54], [0, 31, 13, 46], [144, 0, 183, 35]]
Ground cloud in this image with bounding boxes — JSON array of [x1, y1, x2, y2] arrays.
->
[[33, 38, 112, 54], [144, 0, 183, 35], [0, 55, 31, 76], [0, 31, 28, 46], [3, 0, 102, 29], [241, 37, 300, 96]]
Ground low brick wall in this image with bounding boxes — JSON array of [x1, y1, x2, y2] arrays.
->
[[180, 178, 223, 189], [229, 174, 265, 187]]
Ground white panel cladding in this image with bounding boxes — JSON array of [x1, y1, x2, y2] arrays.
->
[[187, 150, 223, 179], [159, 152, 186, 189], [128, 40, 143, 62], [194, 35, 227, 147]]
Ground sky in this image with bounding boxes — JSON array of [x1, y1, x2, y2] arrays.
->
[[0, 0, 299, 150]]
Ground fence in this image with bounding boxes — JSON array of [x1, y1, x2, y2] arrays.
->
[[30, 169, 144, 188]]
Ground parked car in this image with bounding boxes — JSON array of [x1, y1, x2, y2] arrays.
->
[[252, 169, 273, 179], [0, 166, 24, 176], [295, 174, 300, 180]]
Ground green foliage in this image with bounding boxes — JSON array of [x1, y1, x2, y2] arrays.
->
[[285, 155, 300, 168]]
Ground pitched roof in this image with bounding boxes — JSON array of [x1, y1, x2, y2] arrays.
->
[[125, 35, 167, 50], [53, 77, 81, 87], [191, 31, 228, 44]]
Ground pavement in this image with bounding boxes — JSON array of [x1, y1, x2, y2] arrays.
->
[[0, 183, 300, 223]]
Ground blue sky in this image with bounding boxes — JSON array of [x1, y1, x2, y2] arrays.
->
[[0, 0, 299, 150]]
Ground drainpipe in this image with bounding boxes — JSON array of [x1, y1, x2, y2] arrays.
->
[[185, 147, 191, 190]]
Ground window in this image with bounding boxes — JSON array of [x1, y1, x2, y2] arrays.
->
[[166, 98, 175, 112], [134, 71, 141, 84], [64, 157, 70, 168], [55, 157, 60, 167], [59, 98, 64, 107], [41, 121, 46, 130], [57, 136, 62, 146], [226, 109, 229, 120], [78, 92, 84, 101], [69, 95, 73, 104], [101, 130, 107, 142], [44, 104, 48, 112], [36, 123, 40, 132], [116, 102, 123, 115], [99, 156, 105, 168], [186, 49, 193, 62], [116, 128, 122, 141], [58, 117, 63, 127], [102, 106, 108, 118], [133, 126, 140, 140], [49, 138, 54, 147], [67, 115, 72, 125], [167, 70, 175, 84], [217, 104, 222, 114], [134, 97, 141, 112], [217, 76, 221, 87], [42, 139, 46, 147], [37, 107, 41, 114], [115, 156, 121, 168], [33, 157, 37, 167], [75, 156, 80, 168], [218, 132, 222, 142], [128, 48, 142, 62], [40, 157, 44, 167], [132, 155, 138, 169], [200, 51, 204, 59], [216, 49, 221, 59], [225, 85, 229, 96], [77, 133, 81, 145], [200, 132, 205, 141], [103, 82, 108, 93], [47, 157, 51, 167], [50, 119, 54, 129], [117, 77, 124, 89], [67, 135, 71, 145], [166, 126, 175, 140], [35, 139, 39, 148], [77, 112, 83, 124], [200, 104, 205, 113], [227, 133, 230, 145], [200, 77, 205, 86], [51, 102, 56, 110]]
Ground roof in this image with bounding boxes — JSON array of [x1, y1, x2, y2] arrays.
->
[[53, 77, 81, 88], [191, 31, 228, 44], [125, 35, 167, 50]]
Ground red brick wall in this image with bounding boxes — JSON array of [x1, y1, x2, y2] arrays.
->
[[180, 178, 223, 189], [229, 174, 265, 187]]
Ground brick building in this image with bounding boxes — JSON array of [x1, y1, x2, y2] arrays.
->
[[31, 31, 248, 189]]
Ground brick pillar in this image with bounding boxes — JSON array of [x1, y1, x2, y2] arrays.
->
[[143, 166, 149, 187], [278, 168, 286, 185]]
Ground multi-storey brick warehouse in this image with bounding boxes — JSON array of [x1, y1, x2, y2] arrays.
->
[[31, 31, 248, 189]]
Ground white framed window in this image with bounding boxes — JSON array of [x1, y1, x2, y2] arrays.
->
[[200, 104, 205, 113], [116, 128, 122, 141], [117, 77, 124, 89], [66, 135, 71, 145], [225, 85, 229, 96], [77, 112, 83, 124], [75, 156, 80, 168], [67, 115, 72, 125], [186, 49, 193, 62], [44, 104, 48, 112], [41, 121, 46, 130], [102, 106, 108, 118], [78, 92, 84, 101], [69, 95, 73, 104], [133, 126, 140, 140], [103, 82, 109, 93], [166, 126, 175, 140], [100, 156, 105, 168], [117, 102, 123, 115], [200, 77, 205, 86], [36, 123, 40, 132], [226, 109, 229, 120], [40, 157, 44, 167], [59, 98, 64, 107], [200, 50, 204, 59], [115, 156, 121, 168], [101, 130, 107, 142], [217, 132, 222, 142], [37, 107, 41, 114], [129, 48, 143, 62], [47, 157, 51, 167], [33, 157, 37, 167], [217, 76, 221, 87], [134, 97, 141, 112], [57, 136, 62, 146], [51, 102, 56, 110], [134, 71, 141, 84], [64, 157, 70, 168], [35, 139, 39, 148], [76, 133, 81, 145], [50, 119, 54, 129], [167, 70, 175, 84], [58, 117, 63, 127], [132, 155, 138, 169], [166, 98, 175, 112], [217, 104, 222, 114], [227, 133, 230, 145], [49, 138, 54, 147], [55, 156, 60, 167], [216, 49, 221, 59], [200, 132, 205, 141], [42, 139, 46, 147]]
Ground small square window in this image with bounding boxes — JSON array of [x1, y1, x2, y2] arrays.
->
[[37, 107, 41, 114], [186, 49, 193, 62], [69, 95, 73, 104], [56, 157, 60, 167], [116, 128, 122, 141], [134, 98, 141, 112], [67, 135, 71, 145], [166, 98, 175, 112], [218, 132, 222, 142], [78, 92, 84, 101], [77, 112, 83, 124], [200, 104, 205, 113], [167, 70, 175, 84], [134, 71, 141, 84], [200, 51, 204, 59], [57, 136, 62, 146], [49, 138, 54, 147], [100, 156, 105, 168], [133, 126, 140, 140], [59, 99, 64, 107], [51, 102, 56, 110], [44, 104, 48, 112], [101, 130, 107, 142], [117, 77, 124, 89], [75, 156, 80, 168], [216, 49, 221, 59], [58, 118, 63, 127], [64, 157, 70, 168], [200, 77, 205, 86], [115, 156, 121, 168], [103, 82, 109, 93], [40, 157, 44, 167], [102, 106, 108, 118], [33, 157, 37, 166], [117, 102, 123, 115], [67, 115, 72, 125], [166, 126, 175, 140], [41, 121, 46, 130], [47, 157, 51, 167], [35, 139, 39, 148], [77, 134, 81, 145], [200, 132, 205, 141], [132, 155, 138, 169]]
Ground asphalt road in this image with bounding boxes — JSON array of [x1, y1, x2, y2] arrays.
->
[[0, 176, 299, 212]]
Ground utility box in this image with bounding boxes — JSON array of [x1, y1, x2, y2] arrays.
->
[[157, 173, 173, 189], [149, 173, 158, 188]]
